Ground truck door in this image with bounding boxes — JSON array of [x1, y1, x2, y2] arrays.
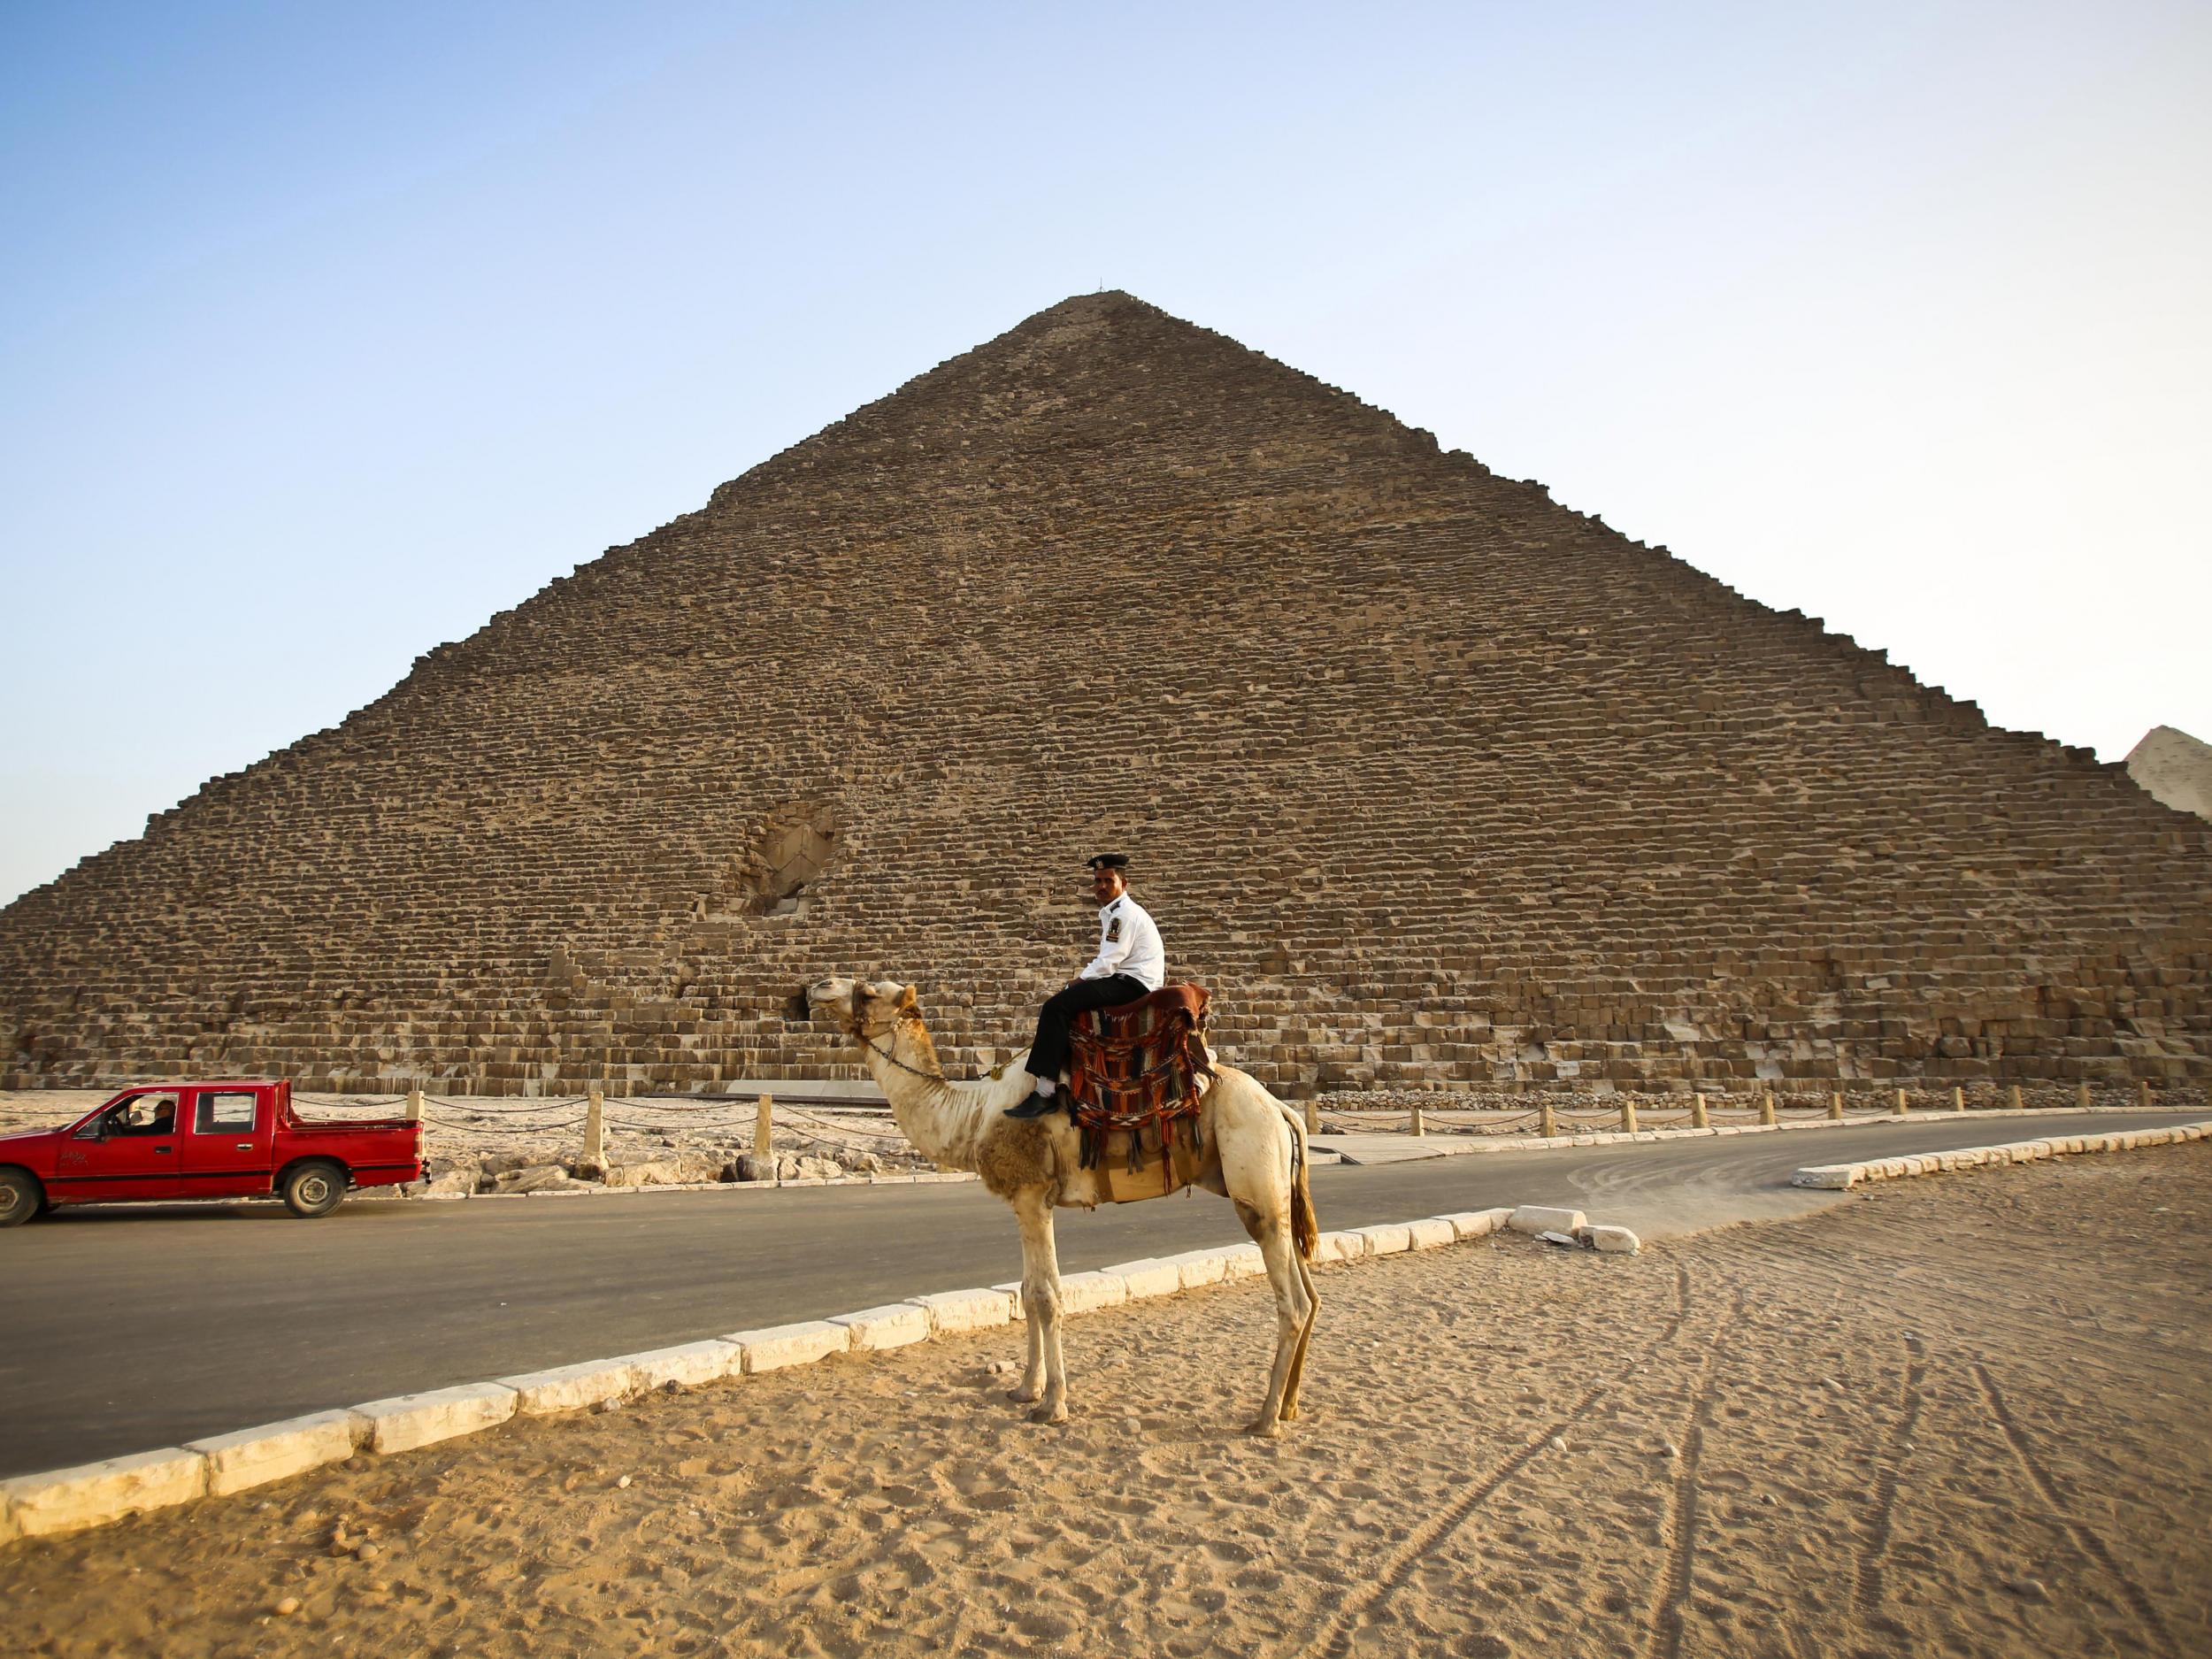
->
[[180, 1087, 273, 1197], [50, 1091, 190, 1202]]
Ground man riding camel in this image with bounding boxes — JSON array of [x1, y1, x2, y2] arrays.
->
[[1004, 853, 1164, 1118]]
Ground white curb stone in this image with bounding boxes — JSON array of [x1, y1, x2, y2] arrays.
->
[[1788, 1118, 2212, 1193], [350, 1384, 518, 1455], [1509, 1204, 1587, 1235], [1583, 1225, 1642, 1256], [1313, 1230, 1366, 1263], [1435, 1208, 1513, 1240], [616, 1340, 742, 1392], [908, 1287, 1018, 1334], [831, 1304, 933, 1351], [1405, 1217, 1457, 1251], [1217, 1242, 1268, 1279], [1160, 1248, 1230, 1288], [499, 1359, 641, 1417], [1103, 1258, 1184, 1301], [186, 1411, 360, 1497], [729, 1320, 849, 1374], [1350, 1223, 1413, 1256], [1, 1448, 208, 1539], [990, 1281, 1027, 1319], [1056, 1271, 1131, 1315]]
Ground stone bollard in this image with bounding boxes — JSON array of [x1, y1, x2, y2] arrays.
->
[[1621, 1099, 1638, 1134], [2141, 1079, 2153, 1110], [1692, 1093, 1708, 1129], [1828, 1091, 1844, 1120], [2077, 1079, 2091, 1111], [1409, 1099, 1425, 1138], [1893, 1088, 1908, 1118], [1303, 1098, 1319, 1137], [756, 1094, 774, 1162], [1953, 1086, 1965, 1112], [1540, 1099, 1556, 1137], [1759, 1090, 1777, 1127], [2009, 1084, 2023, 1111], [584, 1088, 605, 1166], [405, 1086, 424, 1125]]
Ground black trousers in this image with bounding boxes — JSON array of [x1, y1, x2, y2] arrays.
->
[[1025, 975, 1149, 1084]]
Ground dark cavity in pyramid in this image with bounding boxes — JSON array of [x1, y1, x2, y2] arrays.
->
[[4, 292, 2208, 1096]]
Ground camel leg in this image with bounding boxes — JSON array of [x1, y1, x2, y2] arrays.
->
[[1279, 1256, 1320, 1420], [1233, 1199, 1314, 1437], [1012, 1187, 1068, 1424]]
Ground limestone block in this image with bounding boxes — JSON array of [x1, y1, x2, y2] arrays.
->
[[1405, 1218, 1456, 1251], [1351, 1224, 1413, 1256], [991, 1281, 1027, 1320], [2, 1448, 207, 1538], [1440, 1207, 1515, 1240], [499, 1359, 642, 1417], [730, 1321, 851, 1372], [1791, 1165, 1859, 1190], [1313, 1230, 1367, 1263], [830, 1304, 933, 1351], [1584, 1225, 1641, 1255], [1509, 1204, 1588, 1234], [1102, 1258, 1183, 1300], [616, 1340, 742, 1392], [350, 1384, 518, 1455], [909, 1287, 1018, 1334], [1055, 1271, 1130, 1315], [1158, 1248, 1230, 1288], [1216, 1243, 1268, 1280], [186, 1411, 359, 1498]]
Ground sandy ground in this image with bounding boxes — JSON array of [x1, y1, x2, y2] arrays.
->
[[9, 1148, 2212, 1659]]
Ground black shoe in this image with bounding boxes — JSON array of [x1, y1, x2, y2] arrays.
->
[[1004, 1091, 1062, 1119]]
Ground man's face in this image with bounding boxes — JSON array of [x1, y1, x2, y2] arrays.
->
[[1092, 865, 1126, 904]]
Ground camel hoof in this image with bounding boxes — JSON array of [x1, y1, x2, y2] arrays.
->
[[1028, 1403, 1069, 1425], [1246, 1417, 1285, 1439], [1006, 1386, 1040, 1404], [1279, 1403, 1301, 1422]]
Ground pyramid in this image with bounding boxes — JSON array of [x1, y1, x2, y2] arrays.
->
[[2126, 726, 2212, 824], [4, 293, 2208, 1096]]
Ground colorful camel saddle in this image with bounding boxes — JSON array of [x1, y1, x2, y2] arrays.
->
[[1067, 983, 1215, 1203]]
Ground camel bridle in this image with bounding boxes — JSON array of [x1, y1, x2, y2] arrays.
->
[[846, 983, 950, 1084]]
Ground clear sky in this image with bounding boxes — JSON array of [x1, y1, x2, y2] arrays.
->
[[4, 0, 2207, 905]]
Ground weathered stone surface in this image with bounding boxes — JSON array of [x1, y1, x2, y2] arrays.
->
[[1101, 1258, 1183, 1300], [3, 292, 2200, 1108], [1159, 1248, 1233, 1288], [829, 1303, 932, 1350], [1, 1448, 206, 1538], [1351, 1224, 1414, 1256], [350, 1384, 518, 1455], [1509, 1204, 1588, 1234], [730, 1320, 849, 1373], [498, 1359, 641, 1417], [1056, 1271, 1131, 1314], [1405, 1217, 1457, 1251], [186, 1411, 359, 1497], [1791, 1164, 1859, 1189], [1434, 1209, 1511, 1240], [492, 1164, 569, 1194], [615, 1340, 742, 1392], [908, 1287, 1018, 1333], [1313, 1230, 1367, 1263], [1583, 1225, 1642, 1255], [1216, 1243, 1269, 1280]]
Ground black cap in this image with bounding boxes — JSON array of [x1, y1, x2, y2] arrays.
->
[[1087, 853, 1129, 871]]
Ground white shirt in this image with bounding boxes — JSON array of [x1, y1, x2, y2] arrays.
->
[[1079, 892, 1164, 992]]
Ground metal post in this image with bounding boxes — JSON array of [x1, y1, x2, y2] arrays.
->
[[1692, 1093, 1708, 1129], [755, 1094, 774, 1162], [585, 1088, 605, 1165]]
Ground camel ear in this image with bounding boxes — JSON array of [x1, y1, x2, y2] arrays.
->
[[896, 984, 919, 1013]]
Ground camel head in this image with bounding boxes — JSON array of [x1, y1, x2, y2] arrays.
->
[[805, 975, 920, 1041]]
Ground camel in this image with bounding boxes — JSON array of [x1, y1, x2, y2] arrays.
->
[[804, 976, 1320, 1433]]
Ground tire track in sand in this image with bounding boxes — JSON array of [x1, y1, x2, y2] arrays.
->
[[1972, 1359, 2177, 1657], [1645, 1283, 1747, 1659], [1300, 1263, 1703, 1659], [1850, 1333, 1926, 1618]]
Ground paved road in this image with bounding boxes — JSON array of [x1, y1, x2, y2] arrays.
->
[[3, 1110, 2201, 1479]]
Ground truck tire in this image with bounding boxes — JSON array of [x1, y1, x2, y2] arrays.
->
[[0, 1167, 42, 1228], [281, 1160, 348, 1219]]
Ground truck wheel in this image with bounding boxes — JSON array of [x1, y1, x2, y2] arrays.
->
[[0, 1168, 42, 1228], [281, 1161, 347, 1219]]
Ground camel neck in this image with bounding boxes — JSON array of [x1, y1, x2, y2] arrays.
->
[[857, 1019, 987, 1172]]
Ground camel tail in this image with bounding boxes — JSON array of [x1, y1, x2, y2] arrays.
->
[[1279, 1096, 1319, 1263]]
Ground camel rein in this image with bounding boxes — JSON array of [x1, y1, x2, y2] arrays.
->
[[856, 1025, 951, 1085]]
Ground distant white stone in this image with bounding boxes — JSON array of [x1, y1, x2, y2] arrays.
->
[[1509, 1204, 1588, 1233], [1404, 1218, 1457, 1251], [1350, 1224, 1413, 1256]]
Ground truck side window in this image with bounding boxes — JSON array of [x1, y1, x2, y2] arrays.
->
[[107, 1092, 182, 1137], [196, 1092, 258, 1133]]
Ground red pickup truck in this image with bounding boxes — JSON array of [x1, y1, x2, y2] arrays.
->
[[0, 1080, 425, 1225]]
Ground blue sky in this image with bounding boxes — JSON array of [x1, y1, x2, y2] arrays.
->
[[4, 0, 2207, 902]]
